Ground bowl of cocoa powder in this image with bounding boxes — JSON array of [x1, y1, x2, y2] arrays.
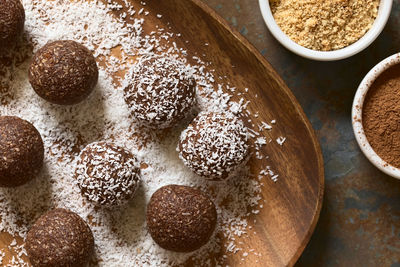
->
[[259, 0, 393, 61], [352, 53, 400, 179]]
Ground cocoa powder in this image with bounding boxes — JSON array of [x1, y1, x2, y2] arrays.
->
[[363, 64, 400, 168]]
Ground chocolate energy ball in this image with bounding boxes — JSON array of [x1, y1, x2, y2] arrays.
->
[[26, 208, 94, 267], [124, 55, 196, 129], [0, 116, 44, 187], [75, 142, 141, 207], [0, 0, 25, 53], [146, 185, 217, 252], [178, 111, 249, 180], [29, 40, 98, 105]]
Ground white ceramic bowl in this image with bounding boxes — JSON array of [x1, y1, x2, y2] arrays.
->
[[352, 53, 400, 179], [259, 0, 393, 61]]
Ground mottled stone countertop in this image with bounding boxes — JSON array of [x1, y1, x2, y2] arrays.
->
[[201, 0, 400, 266]]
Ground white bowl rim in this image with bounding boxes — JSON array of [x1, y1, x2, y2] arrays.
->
[[259, 0, 393, 61], [352, 53, 400, 179]]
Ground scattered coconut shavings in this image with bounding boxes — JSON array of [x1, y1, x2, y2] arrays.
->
[[271, 175, 279, 182], [1, 239, 29, 267], [259, 121, 272, 131], [255, 137, 267, 146], [259, 166, 279, 183], [276, 136, 287, 146], [0, 0, 288, 266], [0, 249, 4, 265]]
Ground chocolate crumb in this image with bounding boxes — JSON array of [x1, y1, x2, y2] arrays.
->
[[29, 40, 98, 105], [0, 116, 44, 187], [146, 185, 217, 252]]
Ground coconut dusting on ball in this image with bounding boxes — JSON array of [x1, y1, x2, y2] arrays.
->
[[0, 0, 25, 52], [178, 111, 250, 179], [146, 185, 217, 253], [75, 142, 141, 207], [26, 208, 94, 267], [123, 55, 196, 129], [29, 40, 98, 105]]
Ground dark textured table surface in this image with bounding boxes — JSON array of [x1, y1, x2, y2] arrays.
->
[[200, 0, 400, 266]]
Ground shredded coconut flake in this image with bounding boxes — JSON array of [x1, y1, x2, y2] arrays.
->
[[276, 136, 287, 146]]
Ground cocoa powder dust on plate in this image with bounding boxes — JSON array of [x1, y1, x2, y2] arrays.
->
[[363, 64, 400, 168]]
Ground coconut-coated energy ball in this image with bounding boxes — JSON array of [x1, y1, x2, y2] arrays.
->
[[0, 116, 44, 187], [178, 111, 249, 180], [26, 208, 94, 267], [29, 40, 98, 105], [123, 55, 196, 129], [75, 142, 141, 207], [0, 0, 25, 53], [146, 185, 217, 252]]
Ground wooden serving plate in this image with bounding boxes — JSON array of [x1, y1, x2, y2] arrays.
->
[[143, 1, 324, 266], [0, 0, 324, 266]]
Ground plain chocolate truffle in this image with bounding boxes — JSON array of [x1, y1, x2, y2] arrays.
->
[[26, 208, 94, 267], [0, 0, 25, 52], [29, 40, 98, 105], [0, 116, 44, 187], [178, 111, 249, 180], [124, 55, 196, 129], [75, 142, 141, 207], [146, 185, 217, 252]]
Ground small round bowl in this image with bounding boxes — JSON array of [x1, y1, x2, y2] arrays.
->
[[352, 53, 400, 179], [259, 0, 393, 61]]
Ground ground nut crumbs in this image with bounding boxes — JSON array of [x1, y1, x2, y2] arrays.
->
[[269, 0, 380, 51]]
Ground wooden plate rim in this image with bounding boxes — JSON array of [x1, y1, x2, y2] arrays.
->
[[187, 0, 325, 265]]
